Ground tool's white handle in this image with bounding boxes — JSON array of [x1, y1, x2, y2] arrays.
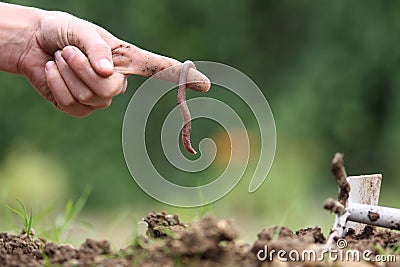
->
[[347, 203, 400, 230]]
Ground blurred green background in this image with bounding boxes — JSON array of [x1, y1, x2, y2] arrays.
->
[[1, 0, 400, 247]]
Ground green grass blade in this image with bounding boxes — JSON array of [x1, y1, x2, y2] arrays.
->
[[4, 203, 24, 221], [63, 200, 74, 223], [50, 186, 92, 243], [5, 200, 33, 236], [64, 186, 91, 223], [16, 199, 27, 218], [16, 199, 28, 230], [27, 207, 33, 236]]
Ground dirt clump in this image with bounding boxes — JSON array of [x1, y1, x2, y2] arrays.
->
[[130, 212, 257, 266], [345, 226, 400, 255], [144, 211, 187, 238], [0, 232, 43, 267], [0, 212, 399, 266], [251, 225, 327, 263], [367, 211, 380, 222]]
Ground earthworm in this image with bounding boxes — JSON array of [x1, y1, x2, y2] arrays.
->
[[178, 60, 197, 154], [111, 44, 210, 153]]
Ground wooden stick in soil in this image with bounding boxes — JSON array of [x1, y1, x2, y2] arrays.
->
[[323, 152, 352, 246], [323, 197, 345, 215], [331, 153, 351, 207]]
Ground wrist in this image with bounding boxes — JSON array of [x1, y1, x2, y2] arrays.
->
[[0, 3, 45, 74]]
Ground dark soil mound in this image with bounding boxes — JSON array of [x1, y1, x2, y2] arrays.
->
[[0, 212, 399, 266]]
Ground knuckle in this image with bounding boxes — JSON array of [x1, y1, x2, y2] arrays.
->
[[105, 99, 113, 108], [67, 107, 93, 118], [69, 111, 91, 118], [93, 74, 125, 98], [58, 95, 76, 108], [97, 98, 112, 109], [76, 90, 93, 103], [98, 85, 118, 98], [98, 90, 112, 99], [121, 78, 128, 94], [53, 100, 63, 111], [75, 110, 92, 118]]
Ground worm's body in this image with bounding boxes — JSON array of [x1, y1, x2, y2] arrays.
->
[[111, 43, 209, 154], [178, 61, 197, 154]]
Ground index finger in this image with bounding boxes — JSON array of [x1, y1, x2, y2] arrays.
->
[[111, 43, 211, 92]]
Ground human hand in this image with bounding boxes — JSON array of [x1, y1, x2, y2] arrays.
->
[[16, 11, 128, 117]]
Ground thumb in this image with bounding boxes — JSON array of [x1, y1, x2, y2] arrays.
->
[[85, 38, 114, 77], [70, 27, 114, 77]]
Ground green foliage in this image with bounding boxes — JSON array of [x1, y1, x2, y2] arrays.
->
[[174, 255, 183, 267], [375, 244, 387, 256], [129, 250, 147, 267], [198, 204, 214, 219], [394, 242, 400, 255], [41, 250, 51, 267], [42, 187, 91, 243], [5, 199, 33, 236], [375, 243, 400, 256], [129, 220, 148, 249], [1, 0, 400, 236]]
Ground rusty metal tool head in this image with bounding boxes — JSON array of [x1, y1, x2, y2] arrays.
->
[[324, 153, 400, 247]]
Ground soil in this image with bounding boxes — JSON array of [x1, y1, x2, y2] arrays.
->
[[0, 211, 399, 267]]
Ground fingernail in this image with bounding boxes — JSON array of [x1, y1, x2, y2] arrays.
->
[[98, 58, 113, 71], [45, 61, 55, 71], [62, 46, 75, 61], [54, 50, 62, 61]]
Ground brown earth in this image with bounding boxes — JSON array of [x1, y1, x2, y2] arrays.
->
[[0, 211, 399, 267]]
